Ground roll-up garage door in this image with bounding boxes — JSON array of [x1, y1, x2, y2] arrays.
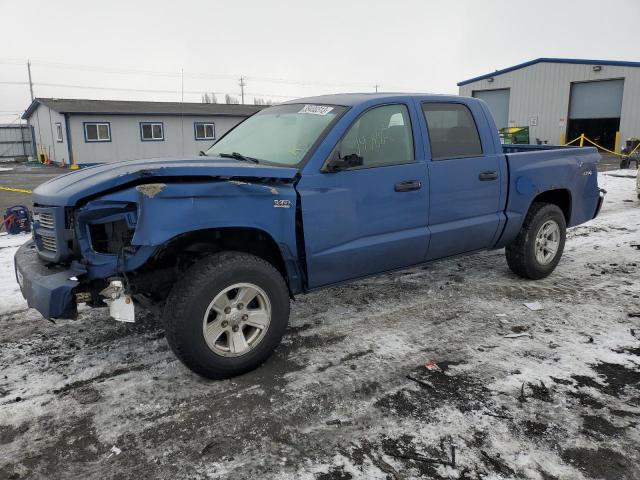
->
[[567, 79, 624, 150], [472, 89, 510, 129], [569, 79, 624, 119]]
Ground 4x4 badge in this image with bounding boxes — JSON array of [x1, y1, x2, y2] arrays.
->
[[273, 199, 291, 208]]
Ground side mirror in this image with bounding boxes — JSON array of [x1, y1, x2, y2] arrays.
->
[[322, 151, 364, 172], [198, 150, 206, 156]]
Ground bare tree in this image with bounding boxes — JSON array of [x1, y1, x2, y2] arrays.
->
[[201, 92, 218, 104], [225, 94, 239, 104], [253, 97, 274, 105]]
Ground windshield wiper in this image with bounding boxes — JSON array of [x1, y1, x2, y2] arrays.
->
[[219, 152, 260, 164]]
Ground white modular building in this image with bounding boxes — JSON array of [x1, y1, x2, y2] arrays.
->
[[22, 98, 265, 165]]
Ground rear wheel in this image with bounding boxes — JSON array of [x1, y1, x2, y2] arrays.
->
[[506, 203, 566, 280], [163, 252, 290, 379]]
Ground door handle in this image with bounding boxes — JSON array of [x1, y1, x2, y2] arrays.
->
[[478, 171, 498, 181], [394, 180, 422, 192]]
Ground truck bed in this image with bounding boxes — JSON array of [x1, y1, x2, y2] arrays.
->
[[502, 144, 586, 153], [493, 144, 601, 249]]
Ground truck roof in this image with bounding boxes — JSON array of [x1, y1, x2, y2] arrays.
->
[[282, 93, 466, 107]]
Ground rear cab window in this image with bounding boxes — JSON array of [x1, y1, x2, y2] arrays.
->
[[422, 103, 483, 160]]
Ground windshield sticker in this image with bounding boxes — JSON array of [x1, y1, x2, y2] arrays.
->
[[299, 105, 334, 115]]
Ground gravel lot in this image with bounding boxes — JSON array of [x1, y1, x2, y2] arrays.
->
[[0, 168, 639, 480]]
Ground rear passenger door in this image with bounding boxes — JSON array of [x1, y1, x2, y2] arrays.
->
[[421, 101, 505, 260]]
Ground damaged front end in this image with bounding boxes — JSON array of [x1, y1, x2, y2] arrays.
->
[[18, 171, 300, 321]]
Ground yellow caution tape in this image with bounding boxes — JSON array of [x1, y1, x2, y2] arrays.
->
[[563, 136, 582, 146], [582, 136, 624, 156], [563, 134, 640, 158], [0, 186, 32, 194]]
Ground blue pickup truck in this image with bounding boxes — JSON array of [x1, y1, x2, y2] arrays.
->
[[15, 94, 604, 378]]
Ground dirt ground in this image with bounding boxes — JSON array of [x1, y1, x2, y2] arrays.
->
[[0, 166, 639, 480]]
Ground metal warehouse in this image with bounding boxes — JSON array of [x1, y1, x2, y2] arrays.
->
[[22, 99, 265, 166], [458, 58, 640, 150]]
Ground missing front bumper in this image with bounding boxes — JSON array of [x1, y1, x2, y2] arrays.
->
[[14, 241, 86, 319]]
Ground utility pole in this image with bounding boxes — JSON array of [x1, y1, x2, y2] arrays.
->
[[181, 68, 184, 102], [27, 60, 34, 101], [180, 68, 185, 155], [239, 76, 246, 105]]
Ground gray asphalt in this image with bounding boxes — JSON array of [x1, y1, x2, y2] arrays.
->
[[0, 162, 67, 214]]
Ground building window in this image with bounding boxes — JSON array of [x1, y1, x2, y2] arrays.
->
[[55, 122, 63, 142], [84, 122, 111, 142], [140, 122, 164, 141], [194, 122, 215, 140]]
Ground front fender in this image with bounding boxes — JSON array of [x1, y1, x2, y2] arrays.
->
[[77, 180, 301, 288]]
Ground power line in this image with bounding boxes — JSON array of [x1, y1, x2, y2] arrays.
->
[[0, 57, 431, 92], [30, 81, 297, 99]]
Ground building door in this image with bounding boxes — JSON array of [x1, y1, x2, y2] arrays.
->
[[472, 89, 510, 129], [567, 79, 624, 150]]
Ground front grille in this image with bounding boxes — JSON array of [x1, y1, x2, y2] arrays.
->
[[39, 212, 55, 229], [40, 236, 57, 253], [33, 205, 67, 262]]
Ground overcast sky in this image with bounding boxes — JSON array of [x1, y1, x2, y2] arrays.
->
[[1, 0, 639, 122]]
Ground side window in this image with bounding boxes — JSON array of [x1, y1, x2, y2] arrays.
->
[[422, 103, 483, 160], [336, 104, 414, 167], [194, 122, 215, 140], [140, 122, 164, 141], [84, 122, 111, 142], [55, 123, 63, 142]]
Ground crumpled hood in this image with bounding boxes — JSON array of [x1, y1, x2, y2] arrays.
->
[[33, 156, 299, 206]]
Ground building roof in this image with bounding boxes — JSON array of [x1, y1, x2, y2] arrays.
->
[[457, 57, 640, 86], [22, 98, 266, 119]]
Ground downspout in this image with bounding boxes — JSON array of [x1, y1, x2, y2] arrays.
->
[[29, 121, 36, 160], [64, 113, 74, 165]]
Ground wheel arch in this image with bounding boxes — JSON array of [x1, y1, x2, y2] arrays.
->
[[530, 188, 572, 224], [149, 227, 303, 296]]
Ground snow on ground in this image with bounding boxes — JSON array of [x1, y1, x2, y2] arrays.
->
[[0, 232, 29, 315], [0, 166, 14, 172], [0, 171, 639, 480]]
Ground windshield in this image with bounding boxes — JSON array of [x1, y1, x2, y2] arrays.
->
[[206, 103, 346, 166]]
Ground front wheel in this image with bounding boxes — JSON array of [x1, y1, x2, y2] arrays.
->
[[506, 203, 567, 280], [163, 252, 290, 379]]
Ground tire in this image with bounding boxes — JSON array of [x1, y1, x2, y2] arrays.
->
[[505, 203, 566, 280], [163, 251, 290, 379], [620, 158, 630, 169]]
